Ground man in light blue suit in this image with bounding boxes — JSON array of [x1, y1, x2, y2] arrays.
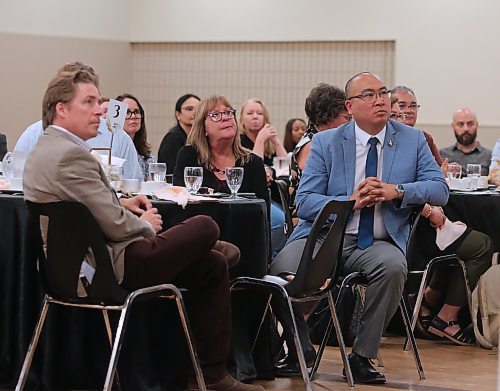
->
[[271, 72, 448, 383]]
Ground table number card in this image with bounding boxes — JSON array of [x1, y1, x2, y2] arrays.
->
[[105, 99, 128, 133]]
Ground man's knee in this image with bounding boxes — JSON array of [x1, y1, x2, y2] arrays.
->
[[184, 215, 220, 244]]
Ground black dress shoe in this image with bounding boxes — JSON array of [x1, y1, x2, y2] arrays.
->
[[345, 352, 386, 384], [274, 352, 316, 377]]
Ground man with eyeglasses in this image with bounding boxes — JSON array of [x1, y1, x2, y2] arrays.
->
[[280, 72, 448, 384], [390, 86, 444, 168], [440, 107, 491, 176]]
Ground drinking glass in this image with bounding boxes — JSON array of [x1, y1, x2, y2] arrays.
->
[[446, 163, 462, 180], [184, 167, 203, 195], [105, 165, 123, 192], [466, 164, 481, 190], [148, 163, 166, 182], [225, 167, 244, 199]]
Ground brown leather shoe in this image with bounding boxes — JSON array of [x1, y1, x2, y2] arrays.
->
[[213, 240, 241, 268], [189, 374, 265, 390]]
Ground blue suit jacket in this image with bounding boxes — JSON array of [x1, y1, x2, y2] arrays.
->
[[289, 120, 449, 254]]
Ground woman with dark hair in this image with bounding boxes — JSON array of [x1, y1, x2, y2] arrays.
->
[[158, 93, 201, 174], [115, 93, 155, 181], [288, 83, 351, 222], [283, 118, 306, 153]]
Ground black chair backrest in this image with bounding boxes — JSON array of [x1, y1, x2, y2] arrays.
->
[[405, 206, 424, 271], [286, 199, 355, 297], [26, 201, 129, 305], [274, 179, 294, 239]]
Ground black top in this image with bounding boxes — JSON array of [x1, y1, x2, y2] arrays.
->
[[0, 133, 7, 161], [173, 145, 270, 205], [157, 125, 187, 174], [240, 134, 275, 166]]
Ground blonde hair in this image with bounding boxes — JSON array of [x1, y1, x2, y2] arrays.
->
[[239, 98, 275, 159], [187, 95, 251, 169]]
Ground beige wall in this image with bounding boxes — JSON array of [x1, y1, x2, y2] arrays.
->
[[1, 0, 499, 151], [0, 33, 132, 149], [130, 0, 500, 150]]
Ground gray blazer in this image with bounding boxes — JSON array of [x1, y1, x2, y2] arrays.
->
[[23, 126, 155, 283], [290, 120, 449, 253]]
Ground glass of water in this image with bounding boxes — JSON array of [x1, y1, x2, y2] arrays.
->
[[446, 162, 462, 180], [466, 163, 481, 190], [105, 165, 123, 192], [184, 167, 203, 195], [149, 163, 166, 182], [225, 167, 244, 199]]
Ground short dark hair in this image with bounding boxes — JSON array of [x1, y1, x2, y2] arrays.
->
[[390, 85, 416, 99], [305, 83, 346, 127], [344, 71, 372, 97]]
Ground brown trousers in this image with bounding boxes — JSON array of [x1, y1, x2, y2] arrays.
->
[[122, 215, 230, 383]]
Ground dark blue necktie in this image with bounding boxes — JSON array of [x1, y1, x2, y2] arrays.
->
[[357, 137, 378, 249]]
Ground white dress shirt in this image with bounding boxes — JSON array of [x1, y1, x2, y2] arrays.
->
[[345, 122, 389, 240]]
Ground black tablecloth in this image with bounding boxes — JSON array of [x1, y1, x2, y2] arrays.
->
[[0, 195, 270, 390], [445, 191, 500, 252]]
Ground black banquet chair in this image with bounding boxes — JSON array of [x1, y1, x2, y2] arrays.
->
[[16, 201, 206, 391], [311, 208, 426, 383], [231, 199, 355, 391], [274, 179, 294, 239]]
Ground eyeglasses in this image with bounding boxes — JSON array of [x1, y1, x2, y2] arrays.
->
[[390, 113, 406, 121], [347, 89, 389, 103], [125, 109, 142, 119], [206, 108, 236, 122], [398, 103, 420, 111]]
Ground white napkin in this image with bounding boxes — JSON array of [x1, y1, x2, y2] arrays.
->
[[91, 151, 126, 167], [435, 218, 467, 250], [154, 186, 190, 208]]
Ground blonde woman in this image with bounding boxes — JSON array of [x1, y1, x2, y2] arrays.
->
[[239, 98, 288, 166], [173, 95, 269, 202]]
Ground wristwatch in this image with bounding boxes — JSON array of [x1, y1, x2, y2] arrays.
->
[[395, 184, 405, 200]]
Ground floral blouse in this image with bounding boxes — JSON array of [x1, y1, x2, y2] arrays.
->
[[289, 124, 318, 221]]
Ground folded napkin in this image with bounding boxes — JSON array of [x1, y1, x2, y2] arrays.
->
[[0, 179, 9, 189], [435, 218, 467, 250], [154, 186, 190, 208]]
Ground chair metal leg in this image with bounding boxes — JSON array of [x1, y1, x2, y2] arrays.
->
[[174, 295, 207, 391], [404, 268, 429, 351], [102, 310, 122, 391], [327, 291, 354, 387], [283, 293, 313, 391], [103, 304, 131, 391], [16, 296, 50, 391], [309, 317, 331, 379], [399, 298, 425, 380], [251, 293, 272, 354]]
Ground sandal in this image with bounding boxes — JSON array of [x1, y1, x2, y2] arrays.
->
[[428, 316, 476, 346], [415, 296, 438, 339]]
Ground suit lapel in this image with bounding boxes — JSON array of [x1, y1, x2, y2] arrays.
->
[[342, 123, 356, 194], [382, 121, 397, 182]]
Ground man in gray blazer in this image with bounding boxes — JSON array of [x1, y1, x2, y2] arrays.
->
[[23, 63, 262, 391], [271, 72, 448, 383]]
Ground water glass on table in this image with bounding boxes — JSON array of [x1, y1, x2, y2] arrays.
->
[[225, 167, 244, 199], [466, 164, 481, 190], [184, 167, 203, 195], [105, 165, 123, 192], [446, 162, 462, 180], [149, 163, 166, 182]]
